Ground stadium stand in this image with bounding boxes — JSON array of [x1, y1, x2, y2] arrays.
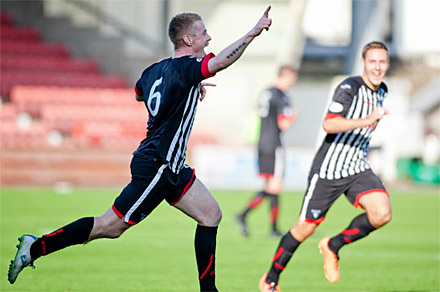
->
[[0, 11, 141, 152], [0, 11, 129, 101], [0, 10, 215, 186]]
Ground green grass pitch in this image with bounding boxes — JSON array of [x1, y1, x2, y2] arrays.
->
[[1, 187, 439, 291]]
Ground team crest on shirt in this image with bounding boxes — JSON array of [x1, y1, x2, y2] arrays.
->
[[328, 101, 344, 113], [311, 209, 321, 219]]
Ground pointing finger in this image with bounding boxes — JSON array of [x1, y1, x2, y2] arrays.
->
[[263, 5, 271, 18]]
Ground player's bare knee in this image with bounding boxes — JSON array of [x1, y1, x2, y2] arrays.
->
[[199, 206, 222, 227], [212, 207, 222, 226], [105, 227, 125, 239], [370, 210, 392, 228], [291, 221, 317, 241], [210, 206, 223, 226]]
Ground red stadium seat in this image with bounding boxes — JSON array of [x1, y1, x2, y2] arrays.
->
[[0, 26, 40, 42], [0, 120, 49, 149], [1, 56, 99, 74], [41, 104, 147, 134], [0, 103, 17, 120], [1, 41, 68, 58], [10, 86, 136, 117], [0, 12, 13, 27]]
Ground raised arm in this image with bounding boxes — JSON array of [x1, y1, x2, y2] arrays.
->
[[207, 5, 272, 75]]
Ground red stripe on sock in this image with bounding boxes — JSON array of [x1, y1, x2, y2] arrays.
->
[[42, 239, 47, 255], [248, 196, 264, 208], [272, 247, 284, 262], [270, 205, 279, 222], [274, 263, 285, 270], [344, 237, 352, 244], [43, 229, 63, 237], [199, 254, 214, 280], [341, 228, 360, 235]]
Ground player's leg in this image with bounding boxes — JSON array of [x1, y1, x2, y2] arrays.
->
[[322, 170, 391, 283], [260, 220, 317, 291], [328, 191, 391, 256], [30, 207, 130, 259], [173, 177, 221, 292], [236, 150, 275, 236], [8, 207, 130, 284], [236, 189, 267, 236], [265, 146, 285, 237], [8, 156, 163, 284], [265, 176, 284, 237], [260, 173, 335, 291]]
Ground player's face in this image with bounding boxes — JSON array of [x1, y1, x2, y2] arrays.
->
[[361, 48, 389, 90], [190, 20, 211, 58], [283, 69, 297, 88]]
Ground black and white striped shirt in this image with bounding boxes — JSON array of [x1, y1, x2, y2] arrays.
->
[[134, 53, 215, 173], [311, 76, 387, 180]]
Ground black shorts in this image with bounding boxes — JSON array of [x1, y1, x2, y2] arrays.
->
[[113, 155, 196, 225], [298, 169, 388, 223], [258, 147, 285, 178]]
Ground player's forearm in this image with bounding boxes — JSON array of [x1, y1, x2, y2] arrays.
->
[[208, 33, 255, 75], [322, 116, 375, 134], [278, 114, 295, 131]]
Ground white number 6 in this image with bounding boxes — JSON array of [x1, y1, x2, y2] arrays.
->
[[147, 77, 163, 116]]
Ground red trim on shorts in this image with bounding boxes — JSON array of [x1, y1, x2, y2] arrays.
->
[[134, 85, 143, 97], [201, 53, 216, 78], [324, 113, 342, 120], [170, 168, 196, 206], [354, 189, 389, 208], [112, 205, 136, 225], [259, 173, 274, 179], [304, 217, 326, 224]]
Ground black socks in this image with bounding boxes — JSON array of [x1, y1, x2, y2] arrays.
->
[[195, 225, 218, 292], [328, 213, 376, 256], [30, 217, 94, 260], [266, 232, 301, 284], [267, 193, 279, 232]]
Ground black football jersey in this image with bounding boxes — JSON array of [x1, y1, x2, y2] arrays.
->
[[311, 76, 387, 180], [133, 53, 214, 173], [257, 87, 292, 152]]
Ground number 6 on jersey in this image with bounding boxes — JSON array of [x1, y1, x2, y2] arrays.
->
[[147, 77, 163, 116]]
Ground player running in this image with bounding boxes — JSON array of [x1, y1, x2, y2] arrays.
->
[[8, 6, 272, 291], [236, 66, 297, 238], [259, 41, 392, 292]]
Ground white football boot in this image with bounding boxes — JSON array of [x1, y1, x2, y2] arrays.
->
[[8, 234, 38, 284]]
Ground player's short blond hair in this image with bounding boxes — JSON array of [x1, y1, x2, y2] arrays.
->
[[168, 13, 202, 49]]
